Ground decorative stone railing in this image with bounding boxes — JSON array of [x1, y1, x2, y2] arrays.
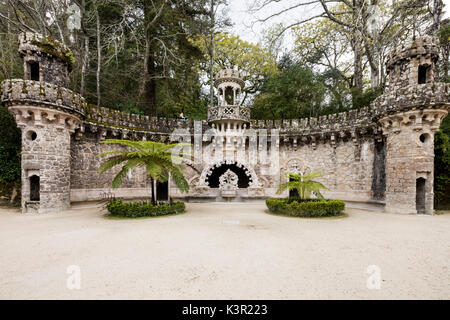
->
[[1, 79, 86, 117], [208, 105, 251, 123]]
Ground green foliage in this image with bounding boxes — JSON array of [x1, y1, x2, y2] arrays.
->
[[251, 64, 326, 119], [191, 32, 279, 104], [439, 24, 450, 45], [266, 198, 345, 217], [0, 33, 22, 83], [351, 86, 384, 109], [276, 171, 329, 200], [114, 101, 144, 115], [0, 107, 21, 183], [434, 116, 450, 209], [98, 139, 190, 195], [106, 199, 185, 218]]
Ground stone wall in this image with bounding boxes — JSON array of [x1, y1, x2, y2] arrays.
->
[[70, 130, 152, 201], [71, 127, 377, 204]]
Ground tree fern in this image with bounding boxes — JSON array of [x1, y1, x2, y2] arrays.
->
[[98, 139, 190, 204], [276, 171, 329, 200]]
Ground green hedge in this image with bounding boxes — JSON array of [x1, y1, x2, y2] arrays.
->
[[266, 198, 345, 217], [106, 199, 185, 218]]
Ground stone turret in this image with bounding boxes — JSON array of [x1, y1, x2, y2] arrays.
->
[[19, 32, 73, 87], [376, 36, 448, 214], [386, 36, 439, 90], [1, 33, 85, 213], [207, 69, 250, 131]]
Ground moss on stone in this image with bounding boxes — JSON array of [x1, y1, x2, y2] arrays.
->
[[31, 36, 75, 71]]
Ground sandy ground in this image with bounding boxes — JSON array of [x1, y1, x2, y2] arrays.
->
[[0, 202, 449, 300]]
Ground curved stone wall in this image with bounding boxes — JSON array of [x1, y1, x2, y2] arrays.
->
[[1, 79, 86, 118]]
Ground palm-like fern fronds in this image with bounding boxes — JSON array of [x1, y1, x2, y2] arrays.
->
[[98, 139, 191, 202], [276, 171, 329, 200]]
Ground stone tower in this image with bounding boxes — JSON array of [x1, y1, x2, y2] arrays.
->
[[377, 36, 448, 214], [208, 69, 250, 132], [1, 33, 86, 213], [207, 69, 250, 160]]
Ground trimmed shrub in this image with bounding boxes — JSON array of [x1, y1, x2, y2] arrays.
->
[[266, 198, 345, 217], [106, 199, 185, 218]]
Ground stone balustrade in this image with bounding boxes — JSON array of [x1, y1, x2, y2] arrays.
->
[[208, 105, 251, 123]]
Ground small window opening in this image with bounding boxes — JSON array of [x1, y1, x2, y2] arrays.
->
[[26, 130, 37, 141], [418, 65, 429, 84], [225, 86, 234, 105], [419, 133, 430, 143], [30, 175, 40, 201], [29, 62, 40, 81]]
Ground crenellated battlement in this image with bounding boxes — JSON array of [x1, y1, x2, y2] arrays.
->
[[386, 36, 439, 70], [84, 105, 202, 135], [1, 79, 86, 117], [371, 83, 450, 113], [386, 36, 440, 90]]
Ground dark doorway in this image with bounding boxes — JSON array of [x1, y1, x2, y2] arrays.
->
[[372, 137, 386, 200], [418, 66, 429, 84], [30, 175, 40, 201], [289, 176, 299, 198], [416, 178, 426, 214], [207, 163, 251, 188], [225, 86, 234, 105], [156, 180, 168, 201], [29, 62, 40, 81]]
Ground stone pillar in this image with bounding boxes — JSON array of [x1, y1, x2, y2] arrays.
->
[[380, 109, 447, 214]]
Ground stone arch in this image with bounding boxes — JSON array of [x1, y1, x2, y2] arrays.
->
[[199, 160, 259, 187]]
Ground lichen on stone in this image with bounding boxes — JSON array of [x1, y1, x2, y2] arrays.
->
[[30, 36, 75, 71]]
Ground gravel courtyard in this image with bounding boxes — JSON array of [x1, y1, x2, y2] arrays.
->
[[0, 202, 449, 299]]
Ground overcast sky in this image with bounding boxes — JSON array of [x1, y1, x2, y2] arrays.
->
[[228, 0, 450, 50]]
